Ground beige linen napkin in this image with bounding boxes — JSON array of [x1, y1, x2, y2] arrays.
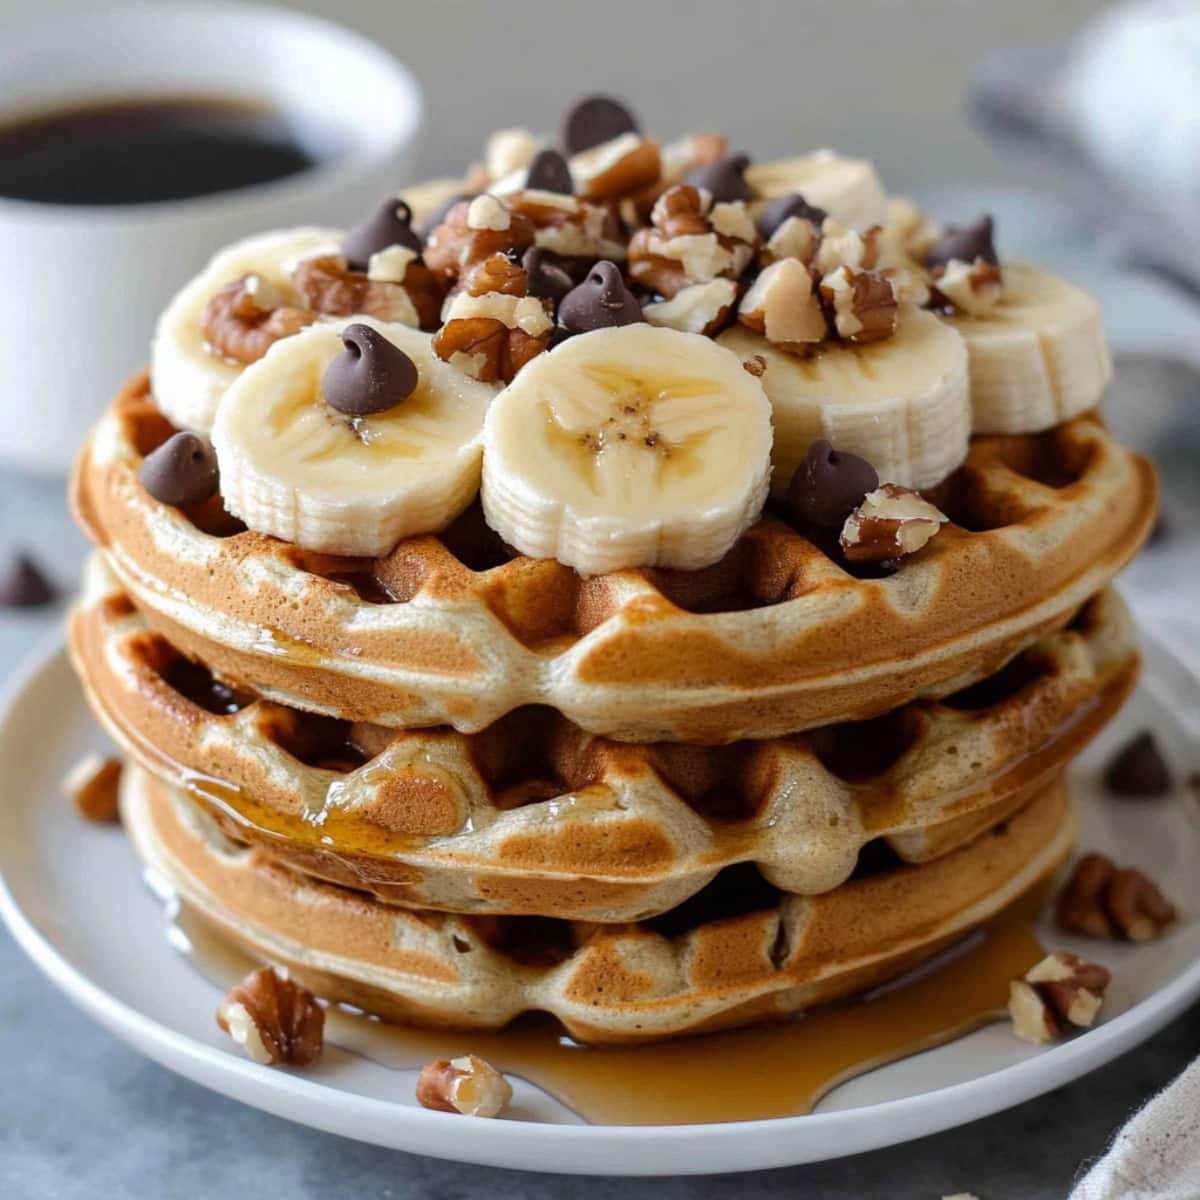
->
[[1072, 1059, 1200, 1198]]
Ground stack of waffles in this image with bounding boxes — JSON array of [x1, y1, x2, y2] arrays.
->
[[68, 100, 1157, 1043]]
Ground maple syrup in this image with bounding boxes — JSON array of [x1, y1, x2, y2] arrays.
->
[[167, 886, 1046, 1125]]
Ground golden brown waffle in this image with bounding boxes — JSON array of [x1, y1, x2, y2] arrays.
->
[[73, 377, 1155, 743], [73, 554, 1134, 920], [121, 763, 1074, 1043]]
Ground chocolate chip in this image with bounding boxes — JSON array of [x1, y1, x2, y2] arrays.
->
[[522, 247, 574, 305], [925, 214, 998, 270], [684, 153, 752, 204], [560, 96, 638, 155], [323, 323, 419, 417], [140, 432, 219, 507], [342, 198, 422, 271], [757, 192, 828, 240], [0, 551, 56, 608], [1104, 731, 1174, 797], [418, 192, 472, 241], [786, 440, 879, 528], [556, 261, 644, 335], [525, 148, 573, 195]]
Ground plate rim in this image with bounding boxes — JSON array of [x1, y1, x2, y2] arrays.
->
[[3, 630, 1199, 1176]]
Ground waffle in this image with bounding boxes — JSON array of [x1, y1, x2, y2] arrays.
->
[[121, 762, 1073, 1043], [73, 553, 1134, 920], [72, 376, 1156, 744]]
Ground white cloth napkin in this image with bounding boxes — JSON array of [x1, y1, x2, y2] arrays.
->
[[1071, 1059, 1200, 1198]]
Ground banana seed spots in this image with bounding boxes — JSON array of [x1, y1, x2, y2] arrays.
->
[[546, 365, 717, 500]]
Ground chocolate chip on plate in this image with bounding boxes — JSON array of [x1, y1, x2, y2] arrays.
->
[[557, 261, 644, 335], [1104, 731, 1174, 797], [522, 247, 575, 305], [684, 153, 752, 204], [342, 198, 422, 271], [787, 439, 879, 528], [323, 323, 419, 416], [0, 550, 57, 608], [524, 148, 574, 195], [560, 95, 639, 155], [757, 192, 828, 240], [140, 432, 220, 507], [925, 214, 998, 270]]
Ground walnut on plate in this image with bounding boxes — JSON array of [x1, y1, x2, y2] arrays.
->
[[1008, 951, 1111, 1044], [216, 966, 324, 1066], [423, 195, 536, 282], [1056, 852, 1178, 942], [416, 1054, 513, 1118]]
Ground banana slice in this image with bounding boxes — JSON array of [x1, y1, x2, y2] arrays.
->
[[718, 308, 969, 495], [212, 319, 499, 557], [151, 227, 342, 436], [745, 150, 888, 229], [481, 325, 773, 574], [942, 262, 1112, 434]]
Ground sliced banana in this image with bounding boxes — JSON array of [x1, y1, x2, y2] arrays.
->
[[719, 308, 969, 495], [212, 319, 499, 558], [745, 150, 888, 230], [151, 227, 341, 436], [481, 325, 773, 574], [942, 262, 1112, 434]]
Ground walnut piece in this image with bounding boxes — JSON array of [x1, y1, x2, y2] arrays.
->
[[571, 132, 661, 202], [1008, 951, 1111, 1044], [416, 1054, 513, 1118], [819, 265, 898, 343], [643, 278, 739, 335], [1055, 852, 1178, 942], [628, 184, 756, 298], [932, 257, 1003, 316], [202, 276, 316, 365], [738, 258, 828, 350], [840, 484, 947, 562], [216, 966, 324, 1066], [423, 197, 536, 282], [293, 254, 441, 331], [62, 753, 122, 823]]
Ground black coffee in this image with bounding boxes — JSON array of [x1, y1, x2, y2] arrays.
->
[[0, 96, 330, 205]]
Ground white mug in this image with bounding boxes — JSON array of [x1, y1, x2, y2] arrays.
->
[[0, 0, 423, 473]]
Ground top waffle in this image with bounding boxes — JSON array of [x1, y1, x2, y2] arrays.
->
[[70, 99, 1156, 740], [75, 379, 1153, 741]]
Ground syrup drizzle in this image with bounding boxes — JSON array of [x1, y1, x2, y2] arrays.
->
[[166, 887, 1046, 1125]]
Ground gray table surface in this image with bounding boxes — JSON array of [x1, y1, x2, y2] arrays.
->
[[3, 204, 1200, 1197]]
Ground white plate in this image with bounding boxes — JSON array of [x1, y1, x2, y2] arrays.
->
[[2, 632, 1199, 1177]]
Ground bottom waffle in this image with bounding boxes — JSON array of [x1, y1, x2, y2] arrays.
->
[[122, 763, 1074, 1043]]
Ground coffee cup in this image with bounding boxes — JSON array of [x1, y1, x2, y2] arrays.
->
[[0, 1, 423, 472]]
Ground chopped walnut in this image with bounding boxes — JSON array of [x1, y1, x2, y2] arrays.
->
[[643, 278, 739, 335], [628, 184, 757, 298], [819, 266, 898, 343], [216, 966, 324, 1066], [813, 220, 882, 275], [416, 1054, 512, 1118], [423, 197, 536, 282], [507, 190, 626, 263], [62, 753, 122, 823], [202, 275, 316, 365], [571, 132, 661, 202], [292, 254, 442, 331], [484, 127, 539, 181], [1008, 951, 1111, 1044], [840, 484, 947, 563], [932, 257, 1004, 316], [760, 214, 822, 268], [1056, 852, 1178, 942], [738, 258, 828, 350]]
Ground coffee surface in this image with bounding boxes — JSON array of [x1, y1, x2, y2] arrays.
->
[[0, 96, 326, 205]]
